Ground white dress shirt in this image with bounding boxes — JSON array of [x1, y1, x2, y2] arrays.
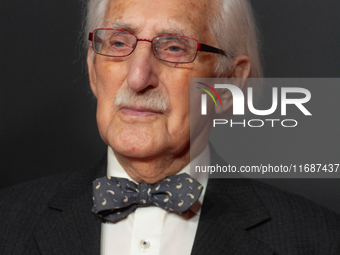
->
[[101, 146, 210, 255]]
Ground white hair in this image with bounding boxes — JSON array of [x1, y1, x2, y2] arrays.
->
[[83, 0, 108, 50], [210, 0, 262, 78], [83, 0, 262, 78]]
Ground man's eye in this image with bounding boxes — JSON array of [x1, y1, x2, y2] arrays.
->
[[111, 41, 126, 47], [168, 46, 182, 52]]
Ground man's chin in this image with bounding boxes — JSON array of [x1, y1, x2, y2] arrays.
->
[[111, 143, 162, 159], [105, 123, 167, 158]]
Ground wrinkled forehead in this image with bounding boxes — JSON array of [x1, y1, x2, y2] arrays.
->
[[103, 0, 217, 41]]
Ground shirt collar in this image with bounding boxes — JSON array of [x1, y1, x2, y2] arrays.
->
[[106, 145, 210, 216]]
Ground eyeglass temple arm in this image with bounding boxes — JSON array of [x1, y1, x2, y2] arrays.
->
[[198, 43, 227, 56], [88, 32, 103, 44]]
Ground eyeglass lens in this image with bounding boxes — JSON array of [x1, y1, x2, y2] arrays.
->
[[92, 29, 198, 63]]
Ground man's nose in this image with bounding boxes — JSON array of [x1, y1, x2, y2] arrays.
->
[[127, 41, 159, 92]]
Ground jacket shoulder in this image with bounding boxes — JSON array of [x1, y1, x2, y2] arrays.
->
[[0, 173, 70, 253], [0, 164, 100, 254], [250, 179, 340, 254], [250, 179, 340, 223], [1, 172, 79, 212]]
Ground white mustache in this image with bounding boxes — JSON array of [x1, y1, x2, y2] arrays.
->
[[114, 86, 169, 112]]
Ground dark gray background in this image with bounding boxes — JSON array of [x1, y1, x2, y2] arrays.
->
[[1, 1, 340, 212]]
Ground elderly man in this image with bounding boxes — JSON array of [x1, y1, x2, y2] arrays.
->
[[1, 0, 340, 254]]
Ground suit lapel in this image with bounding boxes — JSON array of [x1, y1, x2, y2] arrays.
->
[[191, 149, 274, 255], [34, 156, 107, 255]]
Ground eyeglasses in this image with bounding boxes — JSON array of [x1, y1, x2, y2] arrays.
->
[[88, 28, 226, 64]]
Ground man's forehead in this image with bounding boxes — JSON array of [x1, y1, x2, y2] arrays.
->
[[103, 0, 217, 39]]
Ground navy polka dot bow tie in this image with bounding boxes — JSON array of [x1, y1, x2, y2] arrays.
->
[[92, 173, 203, 223]]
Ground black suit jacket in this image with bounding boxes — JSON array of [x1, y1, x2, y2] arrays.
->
[[1, 151, 340, 255]]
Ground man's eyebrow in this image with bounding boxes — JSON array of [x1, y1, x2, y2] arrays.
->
[[156, 28, 187, 37], [105, 20, 187, 37], [105, 20, 141, 34]]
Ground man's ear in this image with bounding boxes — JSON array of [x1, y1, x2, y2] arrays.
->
[[87, 46, 98, 98], [230, 55, 251, 79], [214, 55, 250, 114]]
